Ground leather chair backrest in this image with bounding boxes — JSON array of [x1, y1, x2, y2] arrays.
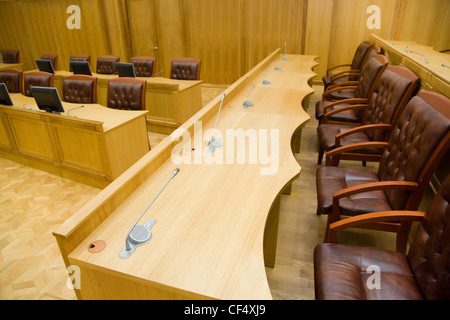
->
[[348, 41, 373, 81], [63, 75, 97, 104], [96, 55, 120, 75], [378, 90, 450, 210], [131, 56, 156, 77], [41, 54, 58, 71], [170, 58, 201, 80], [23, 71, 53, 97], [408, 173, 450, 299], [107, 77, 146, 110], [355, 54, 388, 99], [0, 69, 23, 93], [362, 65, 420, 142], [2, 50, 20, 63]]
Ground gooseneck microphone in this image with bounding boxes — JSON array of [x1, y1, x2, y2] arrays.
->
[[67, 105, 85, 117], [243, 85, 255, 109], [119, 168, 180, 259], [283, 42, 288, 61], [386, 32, 394, 45], [151, 69, 165, 77], [207, 93, 226, 153], [409, 50, 429, 64], [262, 62, 274, 86]]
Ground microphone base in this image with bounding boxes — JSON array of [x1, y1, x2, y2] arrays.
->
[[262, 80, 271, 86], [243, 101, 254, 109], [275, 66, 281, 71]]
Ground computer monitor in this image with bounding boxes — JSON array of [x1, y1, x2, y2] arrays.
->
[[35, 59, 55, 74], [0, 83, 13, 106], [30, 86, 65, 114], [117, 62, 136, 78], [70, 61, 93, 76]]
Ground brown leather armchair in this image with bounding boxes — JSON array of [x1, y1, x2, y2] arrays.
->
[[1, 50, 20, 63], [322, 41, 373, 90], [316, 90, 450, 253], [41, 54, 58, 71], [317, 65, 421, 165], [314, 173, 450, 300], [170, 58, 201, 80], [96, 55, 120, 75], [62, 75, 97, 104], [0, 69, 23, 93], [315, 54, 389, 124], [23, 71, 54, 97], [131, 56, 156, 77], [107, 77, 146, 110]]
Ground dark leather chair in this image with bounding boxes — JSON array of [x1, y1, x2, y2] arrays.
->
[[70, 54, 91, 63], [41, 53, 58, 71], [322, 41, 373, 90], [23, 71, 54, 97], [317, 65, 421, 165], [1, 50, 20, 63], [170, 58, 201, 80], [96, 55, 120, 75], [314, 173, 450, 300], [131, 56, 156, 77], [107, 77, 146, 110], [0, 69, 23, 93], [316, 90, 450, 253], [315, 54, 389, 124], [62, 75, 97, 104]]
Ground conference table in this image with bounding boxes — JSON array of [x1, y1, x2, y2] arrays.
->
[[0, 94, 149, 188], [28, 70, 203, 134], [0, 62, 23, 71], [53, 49, 318, 300]]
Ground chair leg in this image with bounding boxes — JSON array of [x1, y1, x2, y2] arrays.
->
[[318, 145, 324, 164], [396, 222, 412, 253]]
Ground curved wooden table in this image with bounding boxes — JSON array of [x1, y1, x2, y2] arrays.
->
[[53, 49, 318, 300]]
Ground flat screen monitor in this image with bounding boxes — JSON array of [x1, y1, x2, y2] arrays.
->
[[117, 62, 136, 78], [36, 59, 55, 74], [70, 61, 93, 76], [30, 86, 65, 114], [0, 83, 13, 106]]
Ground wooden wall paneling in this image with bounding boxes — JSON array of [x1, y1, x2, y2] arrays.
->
[[126, 0, 160, 65], [245, 0, 305, 72], [100, 0, 132, 64], [181, 0, 243, 84], [0, 1, 32, 70], [304, 0, 334, 83], [153, 0, 186, 80]]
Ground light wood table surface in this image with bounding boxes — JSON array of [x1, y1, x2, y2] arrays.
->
[[53, 49, 318, 300]]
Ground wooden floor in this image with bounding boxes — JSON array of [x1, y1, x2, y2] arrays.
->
[[0, 84, 404, 300]]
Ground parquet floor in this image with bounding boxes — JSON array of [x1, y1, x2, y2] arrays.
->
[[0, 84, 400, 300]]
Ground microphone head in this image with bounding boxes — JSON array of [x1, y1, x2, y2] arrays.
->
[[171, 168, 180, 177]]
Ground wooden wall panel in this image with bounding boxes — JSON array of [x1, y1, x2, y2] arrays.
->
[[0, 0, 448, 84]]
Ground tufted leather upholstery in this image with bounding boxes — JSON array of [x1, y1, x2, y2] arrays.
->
[[314, 173, 450, 300], [0, 69, 23, 93], [96, 55, 120, 75], [316, 90, 450, 218], [131, 56, 156, 77], [62, 75, 97, 104], [317, 65, 421, 164], [322, 41, 373, 89], [170, 58, 201, 80], [1, 50, 20, 63], [41, 54, 58, 71], [316, 54, 388, 122], [107, 77, 146, 110], [23, 71, 53, 97]]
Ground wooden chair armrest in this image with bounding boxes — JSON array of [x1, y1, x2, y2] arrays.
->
[[321, 98, 368, 112], [326, 64, 352, 75], [326, 141, 388, 166], [335, 124, 391, 146], [329, 70, 360, 81], [327, 80, 359, 90], [328, 210, 426, 242], [322, 103, 368, 123], [333, 181, 419, 202], [322, 85, 358, 101]]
